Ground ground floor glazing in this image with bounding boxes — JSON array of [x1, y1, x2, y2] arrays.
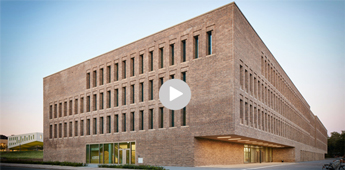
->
[[86, 142, 135, 164]]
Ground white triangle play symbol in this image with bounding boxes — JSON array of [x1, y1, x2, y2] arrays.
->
[[169, 86, 183, 101]]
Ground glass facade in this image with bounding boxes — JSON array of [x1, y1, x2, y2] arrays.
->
[[244, 145, 273, 163], [86, 142, 135, 165]]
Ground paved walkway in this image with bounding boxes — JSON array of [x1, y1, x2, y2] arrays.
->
[[0, 163, 132, 170]]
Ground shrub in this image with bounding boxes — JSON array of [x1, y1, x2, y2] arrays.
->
[[0, 159, 84, 167], [99, 164, 168, 170]]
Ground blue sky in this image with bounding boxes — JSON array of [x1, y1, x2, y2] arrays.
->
[[0, 0, 344, 136]]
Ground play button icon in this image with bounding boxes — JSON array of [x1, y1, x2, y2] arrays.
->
[[159, 79, 191, 110]]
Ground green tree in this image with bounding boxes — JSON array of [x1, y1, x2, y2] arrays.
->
[[327, 131, 345, 157]]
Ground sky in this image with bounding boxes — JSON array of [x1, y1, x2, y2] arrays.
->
[[0, 0, 344, 137]]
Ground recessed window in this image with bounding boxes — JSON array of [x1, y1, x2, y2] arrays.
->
[[194, 35, 199, 59], [159, 77, 164, 88], [93, 70, 97, 87], [170, 110, 174, 127], [87, 96, 91, 112], [122, 60, 126, 79], [114, 114, 119, 133], [93, 94, 97, 111], [130, 112, 135, 131], [139, 54, 144, 74], [131, 57, 135, 77], [75, 121, 78, 136], [93, 118, 97, 135], [80, 120, 84, 136], [149, 80, 153, 100], [107, 90, 111, 108], [86, 72, 90, 89], [114, 89, 119, 107], [59, 103, 62, 117], [87, 119, 90, 135], [114, 63, 119, 81], [80, 97, 84, 113], [49, 125, 52, 139], [181, 40, 186, 62], [170, 74, 174, 79], [207, 31, 212, 55], [107, 65, 111, 83], [100, 117, 104, 134], [181, 107, 186, 126], [74, 99, 78, 114], [59, 123, 62, 138], [49, 105, 52, 119], [170, 44, 174, 66], [160, 48, 164, 68], [100, 68, 104, 85], [123, 87, 126, 105], [140, 82, 144, 102], [54, 104, 57, 118], [131, 85, 135, 104], [122, 113, 126, 132], [64, 122, 67, 137], [181, 72, 186, 82], [149, 109, 154, 129], [159, 107, 164, 128], [69, 100, 72, 115], [107, 116, 111, 133], [139, 110, 144, 130], [149, 51, 153, 71], [100, 93, 104, 110], [69, 122, 72, 137]]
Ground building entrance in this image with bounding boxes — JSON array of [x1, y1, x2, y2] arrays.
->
[[244, 145, 273, 163], [119, 149, 130, 164]]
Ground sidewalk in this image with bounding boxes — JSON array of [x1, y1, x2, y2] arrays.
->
[[0, 163, 132, 170]]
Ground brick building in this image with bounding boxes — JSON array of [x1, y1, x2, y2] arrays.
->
[[43, 2, 327, 166]]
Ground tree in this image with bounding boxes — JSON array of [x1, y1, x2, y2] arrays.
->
[[327, 131, 345, 158]]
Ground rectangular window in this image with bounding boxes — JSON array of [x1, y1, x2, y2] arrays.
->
[[139, 54, 144, 74], [93, 118, 97, 135], [170, 44, 174, 65], [93, 94, 97, 111], [170, 74, 174, 79], [87, 119, 90, 135], [114, 63, 118, 81], [160, 48, 164, 68], [75, 99, 78, 114], [69, 122, 72, 137], [80, 98, 84, 113], [80, 120, 84, 136], [139, 110, 144, 130], [59, 123, 62, 138], [181, 107, 186, 126], [54, 124, 57, 138], [107, 116, 111, 133], [149, 80, 153, 100], [49, 125, 52, 139], [107, 90, 111, 108], [159, 77, 164, 88], [122, 113, 126, 132], [159, 107, 164, 128], [75, 121, 78, 136], [140, 82, 144, 102], [87, 72, 91, 89], [59, 103, 62, 117], [100, 117, 104, 134], [170, 110, 174, 127], [131, 85, 135, 104], [149, 109, 153, 129], [123, 87, 126, 105], [93, 70, 97, 87], [100, 92, 104, 110], [207, 31, 212, 55], [122, 60, 126, 79], [114, 115, 119, 133], [87, 96, 91, 112], [245, 70, 248, 92], [49, 105, 52, 119], [54, 104, 57, 118], [240, 65, 243, 89], [69, 100, 72, 115], [100, 68, 104, 85], [181, 40, 186, 62], [194, 35, 199, 59], [240, 99, 243, 124], [115, 89, 119, 107], [130, 112, 135, 131], [181, 72, 186, 82], [149, 51, 153, 71], [64, 122, 67, 137], [107, 65, 111, 83], [131, 57, 135, 77]]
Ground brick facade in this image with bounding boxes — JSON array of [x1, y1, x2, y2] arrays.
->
[[43, 2, 327, 166]]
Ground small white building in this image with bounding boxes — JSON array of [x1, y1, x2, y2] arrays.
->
[[8, 132, 43, 151]]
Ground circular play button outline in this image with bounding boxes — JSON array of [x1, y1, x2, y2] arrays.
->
[[159, 79, 191, 110]]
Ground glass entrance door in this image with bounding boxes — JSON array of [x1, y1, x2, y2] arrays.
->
[[119, 149, 130, 164]]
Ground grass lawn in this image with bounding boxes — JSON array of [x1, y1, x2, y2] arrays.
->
[[0, 151, 43, 159]]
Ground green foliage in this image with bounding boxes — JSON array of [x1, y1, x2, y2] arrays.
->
[[0, 151, 43, 159], [99, 164, 168, 170], [0, 159, 84, 167], [326, 131, 345, 158]]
